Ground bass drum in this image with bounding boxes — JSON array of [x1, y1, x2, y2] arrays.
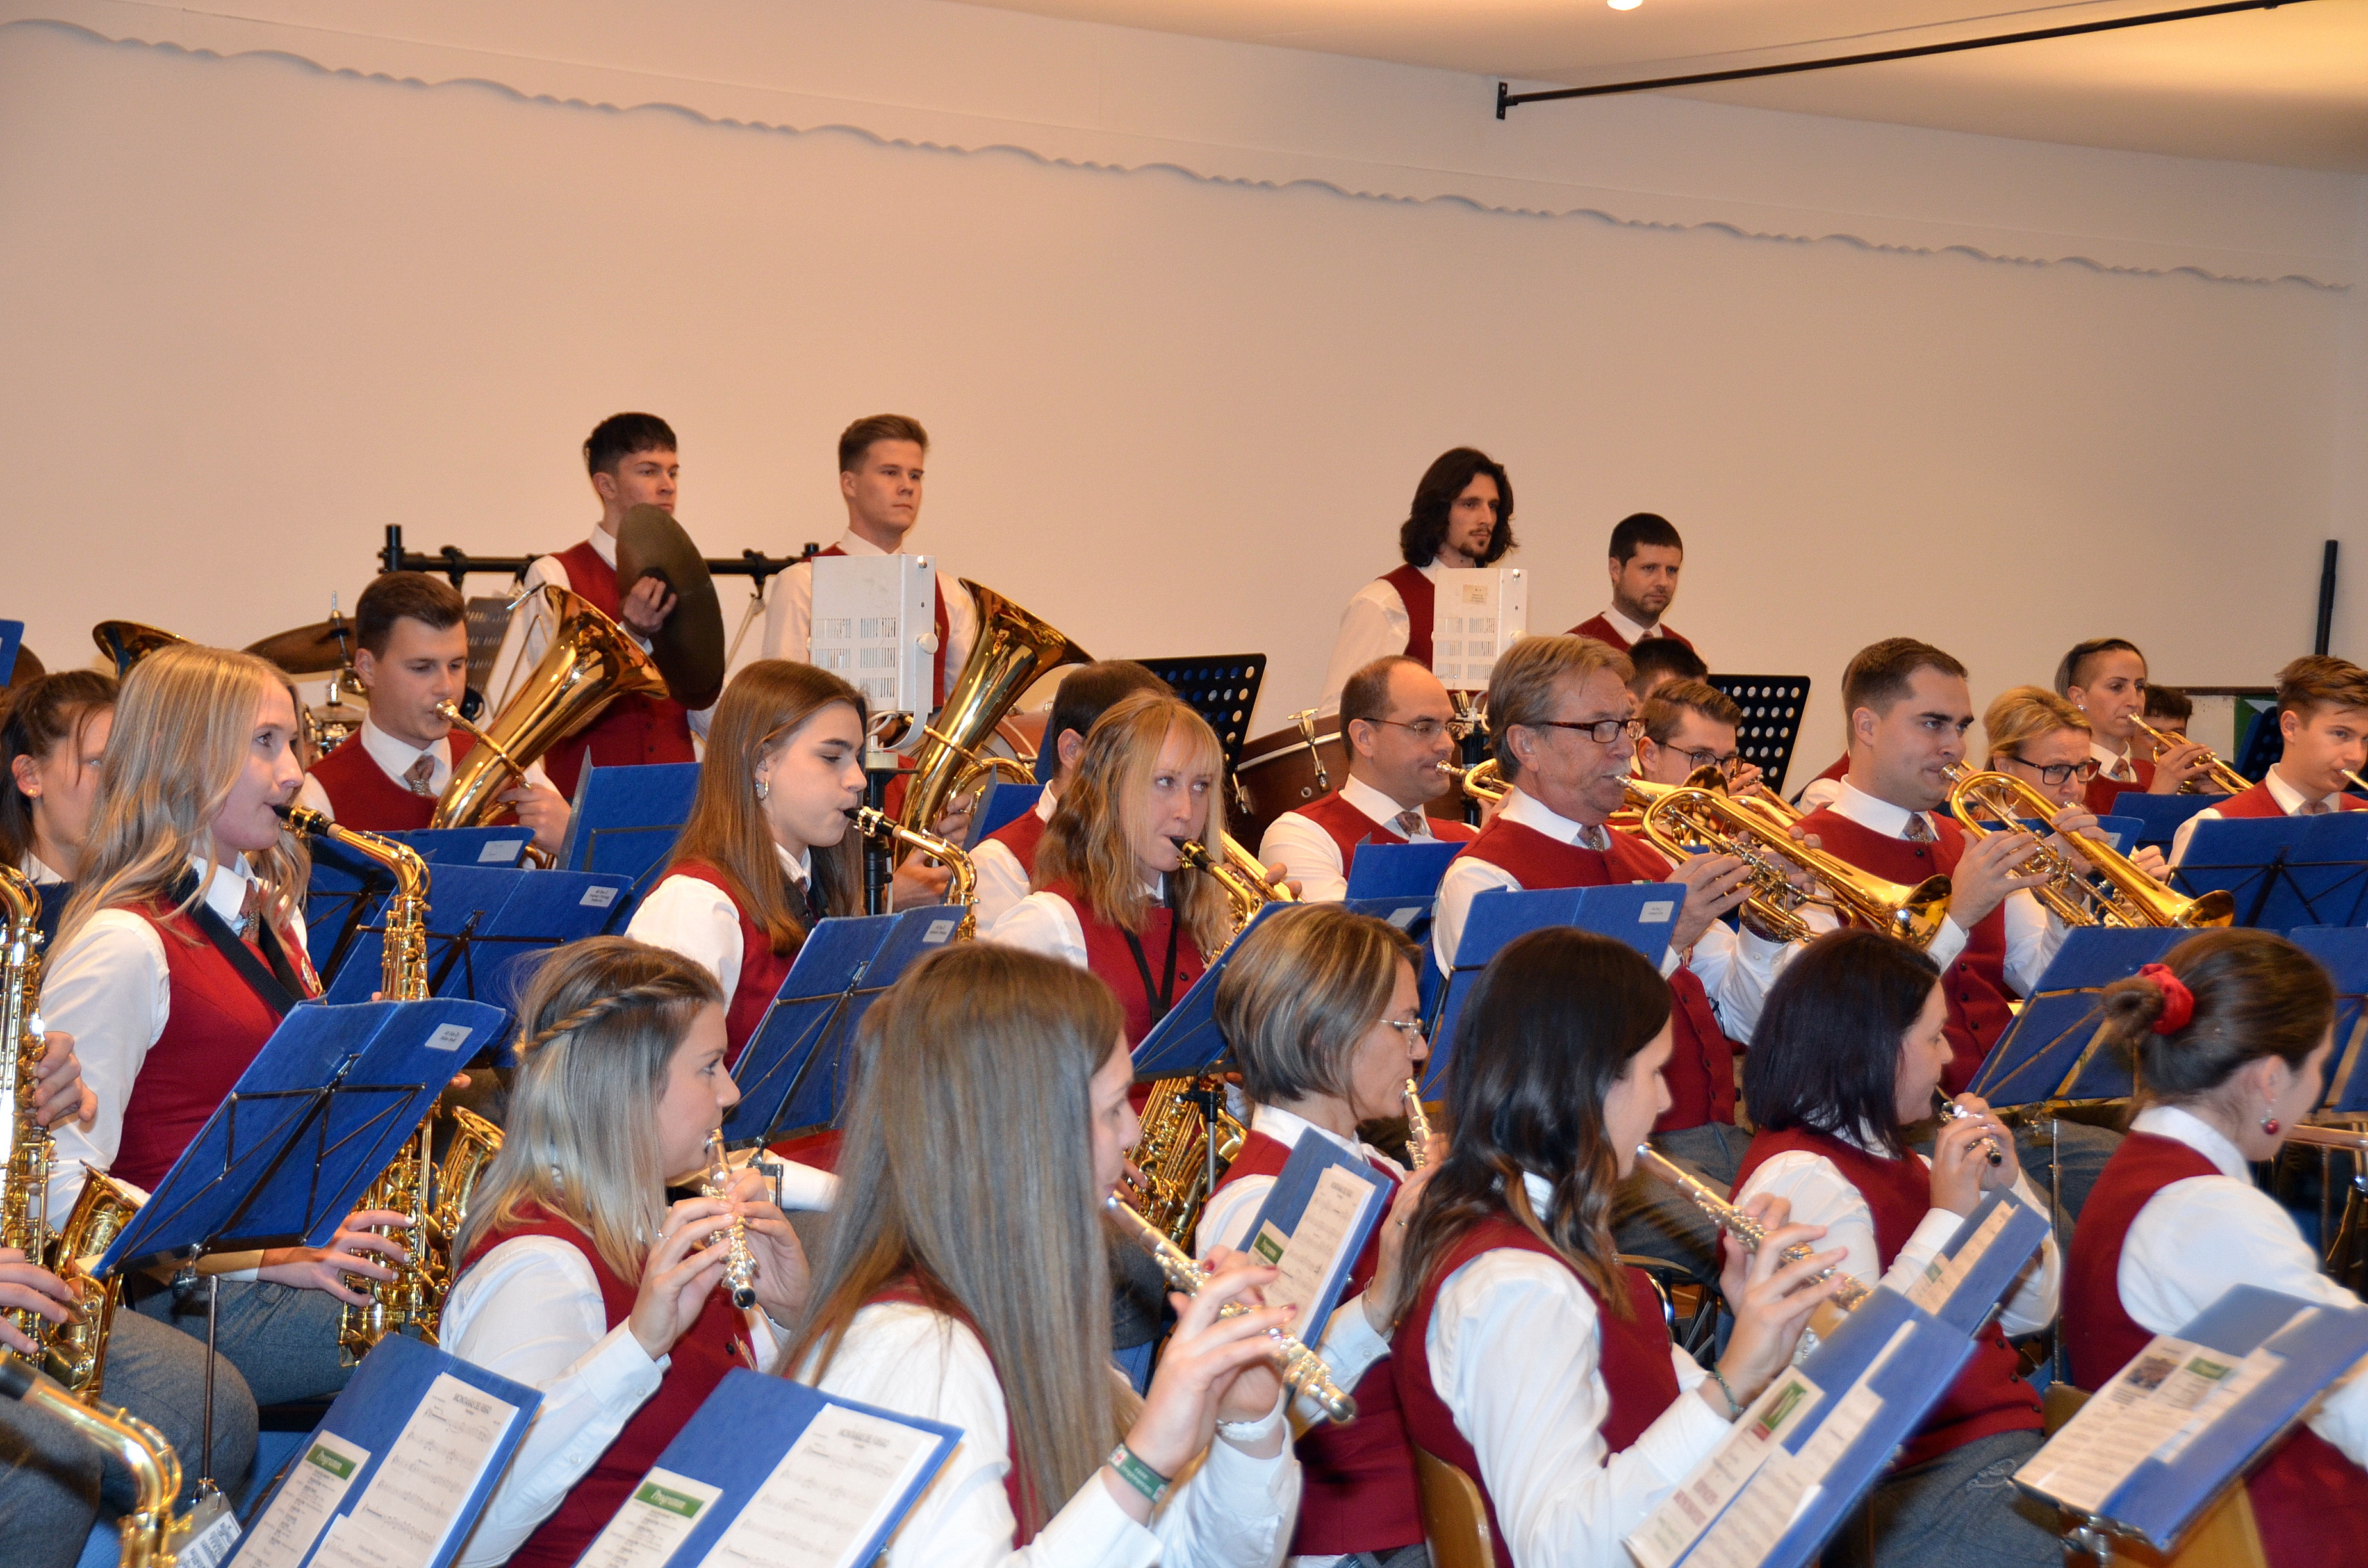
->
[[1231, 717, 1463, 847]]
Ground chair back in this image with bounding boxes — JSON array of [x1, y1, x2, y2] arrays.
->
[[1413, 1444, 1497, 1568]]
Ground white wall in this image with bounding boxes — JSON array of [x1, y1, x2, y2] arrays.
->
[[3, 2, 2362, 773]]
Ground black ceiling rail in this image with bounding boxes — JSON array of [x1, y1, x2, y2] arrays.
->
[[1497, 0, 2315, 115], [379, 525, 818, 590]]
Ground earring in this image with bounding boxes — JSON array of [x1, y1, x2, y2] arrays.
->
[[2262, 1115, 2282, 1136], [753, 774, 769, 801]]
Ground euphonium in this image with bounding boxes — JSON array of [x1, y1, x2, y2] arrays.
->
[[2130, 714, 2251, 796], [1941, 765, 2234, 930], [1634, 1145, 1870, 1312], [1438, 758, 1508, 804], [1175, 836, 1294, 938], [1, 866, 53, 1351], [900, 582, 1090, 838], [1126, 1075, 1246, 1249], [849, 806, 978, 940], [1103, 1193, 1356, 1424], [1, 1352, 187, 1567], [701, 1129, 759, 1310]]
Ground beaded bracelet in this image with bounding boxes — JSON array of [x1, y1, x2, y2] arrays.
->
[[1706, 1366, 1745, 1419]]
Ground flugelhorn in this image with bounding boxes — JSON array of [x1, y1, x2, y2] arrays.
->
[[848, 806, 978, 940], [1942, 765, 2233, 929], [1633, 1145, 1870, 1312], [1935, 1093, 2007, 1168], [901, 582, 1089, 839], [1103, 1193, 1356, 1423], [1176, 837, 1294, 939], [1438, 758, 1507, 804], [2129, 714, 2250, 796], [1403, 1080, 1434, 1171], [702, 1130, 759, 1311]]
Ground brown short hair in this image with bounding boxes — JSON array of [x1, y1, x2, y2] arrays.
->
[[1217, 905, 1420, 1105], [584, 412, 677, 477], [1638, 679, 1740, 747], [2274, 655, 2368, 721], [1982, 685, 2089, 766], [2143, 684, 2192, 723], [1341, 655, 1427, 731], [1841, 638, 1967, 721], [2098, 929, 2332, 1109], [838, 414, 929, 473], [1487, 635, 1632, 781], [355, 572, 466, 657]]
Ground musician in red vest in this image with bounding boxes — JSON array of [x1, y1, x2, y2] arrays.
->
[[973, 660, 1173, 929], [1315, 447, 1515, 714], [1259, 656, 1477, 903], [2170, 654, 2368, 866], [40, 645, 411, 1405], [1634, 678, 1773, 801], [1388, 928, 1841, 1567], [2054, 637, 2217, 815], [296, 571, 569, 853], [1568, 512, 1695, 653], [482, 412, 702, 801], [1199, 905, 1445, 1567], [1736, 931, 2059, 1567], [2066, 931, 2368, 1568], [446, 938, 809, 1568]]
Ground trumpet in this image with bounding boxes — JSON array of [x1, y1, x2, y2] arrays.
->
[[849, 806, 978, 940], [1103, 1193, 1356, 1423], [2129, 714, 2250, 796], [1402, 1080, 1434, 1170], [1176, 837, 1294, 938], [1438, 758, 1508, 804], [1634, 1145, 1870, 1312], [1934, 1094, 2007, 1168], [1941, 765, 2233, 930], [702, 1130, 759, 1311]]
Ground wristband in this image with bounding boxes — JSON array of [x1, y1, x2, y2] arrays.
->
[[1705, 1366, 1744, 1419], [1106, 1442, 1171, 1505]]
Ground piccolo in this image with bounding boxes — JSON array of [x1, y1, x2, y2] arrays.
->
[[1103, 1194, 1357, 1423], [1632, 1145, 1870, 1311], [1935, 1094, 2008, 1168], [703, 1130, 760, 1310], [1402, 1080, 1434, 1170]]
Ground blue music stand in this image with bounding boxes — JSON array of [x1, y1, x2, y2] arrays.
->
[[1966, 928, 2189, 1109], [2284, 927, 2368, 1112], [1130, 902, 1289, 1080], [306, 828, 534, 982], [1423, 885, 1679, 1097], [558, 760, 700, 895], [721, 910, 964, 1147], [0, 619, 22, 683], [98, 999, 506, 1271], [969, 780, 1043, 846], [2102, 794, 2223, 849], [1343, 840, 1460, 901], [2173, 814, 2368, 929]]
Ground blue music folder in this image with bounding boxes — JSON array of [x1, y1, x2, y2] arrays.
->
[[1966, 927, 2189, 1109], [229, 1334, 540, 1568], [0, 619, 22, 683], [559, 760, 700, 893], [570, 1369, 958, 1568], [2174, 813, 2368, 930], [1131, 902, 1290, 1079], [2287, 926, 2368, 1112], [2107, 794, 2223, 849], [99, 999, 507, 1271], [969, 780, 1043, 846], [1237, 1134, 1390, 1350], [1342, 840, 1461, 900]]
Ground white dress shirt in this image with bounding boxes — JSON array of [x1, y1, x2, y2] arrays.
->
[[295, 714, 552, 820], [1794, 774, 1845, 815], [1422, 1172, 1730, 1568], [1798, 780, 2065, 997], [1315, 557, 1447, 715], [38, 855, 306, 1216], [2168, 765, 2351, 867], [483, 527, 712, 740], [2112, 1105, 2368, 1466], [2090, 740, 2143, 787], [987, 876, 1169, 971], [973, 789, 1057, 932], [800, 1300, 1298, 1568], [1593, 605, 1668, 646], [445, 1233, 783, 1568], [1430, 788, 1790, 1045], [755, 530, 980, 702], [1733, 1129, 2058, 1338], [625, 844, 813, 1001], [1258, 776, 1445, 905], [21, 851, 65, 886]]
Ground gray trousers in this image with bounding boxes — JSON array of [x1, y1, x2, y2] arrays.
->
[[1830, 1428, 2062, 1567], [0, 1310, 258, 1567], [1611, 1122, 1741, 1287], [131, 1276, 357, 1408]]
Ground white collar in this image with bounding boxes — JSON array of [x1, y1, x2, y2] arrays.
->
[[2089, 739, 2139, 781], [1602, 604, 1658, 644], [1032, 785, 1057, 823], [2263, 765, 2333, 816], [1421, 555, 1453, 579], [185, 853, 258, 924], [774, 842, 813, 888], [1248, 1103, 1372, 1163], [1498, 785, 1597, 846], [586, 528, 618, 568], [1519, 1170, 1555, 1217], [21, 851, 65, 887], [1829, 776, 1939, 842], [358, 714, 450, 791], [1340, 773, 1428, 833], [2130, 1104, 2252, 1182], [830, 528, 923, 560]]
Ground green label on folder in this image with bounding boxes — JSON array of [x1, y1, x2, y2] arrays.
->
[[304, 1442, 358, 1480]]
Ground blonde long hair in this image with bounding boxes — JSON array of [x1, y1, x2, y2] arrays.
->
[[786, 944, 1130, 1537], [1033, 692, 1232, 957], [454, 936, 723, 1280], [58, 645, 309, 952]]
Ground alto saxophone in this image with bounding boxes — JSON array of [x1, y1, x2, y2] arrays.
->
[[0, 866, 54, 1350], [849, 806, 978, 940], [1126, 1075, 1245, 1248], [701, 1130, 759, 1310], [1, 1350, 188, 1567], [1633, 1145, 1870, 1312], [1174, 836, 1294, 940]]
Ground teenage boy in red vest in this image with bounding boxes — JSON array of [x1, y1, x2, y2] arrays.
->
[[1260, 655, 1477, 902], [481, 412, 702, 801], [2170, 655, 2368, 866], [1568, 511, 1695, 653], [298, 573, 570, 854], [1314, 447, 1515, 714], [1634, 678, 1772, 801]]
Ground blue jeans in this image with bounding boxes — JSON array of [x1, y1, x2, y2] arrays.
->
[[1611, 1122, 1740, 1287], [131, 1276, 356, 1408], [1830, 1428, 2061, 1567]]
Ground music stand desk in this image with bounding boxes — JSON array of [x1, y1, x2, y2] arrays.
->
[[559, 760, 700, 894], [2173, 814, 2368, 930]]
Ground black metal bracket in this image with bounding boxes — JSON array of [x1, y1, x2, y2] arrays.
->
[[379, 525, 819, 591]]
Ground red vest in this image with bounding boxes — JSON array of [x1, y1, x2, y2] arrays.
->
[[1391, 1213, 1678, 1565], [863, 1276, 1037, 1544], [304, 730, 511, 831], [1567, 614, 1693, 655], [1454, 819, 1736, 1131], [1383, 564, 1435, 667], [457, 1206, 748, 1568], [1213, 1131, 1422, 1555], [816, 545, 953, 707], [1814, 753, 1850, 786], [2083, 755, 2156, 819], [2210, 780, 2366, 820], [2064, 1132, 2368, 1568], [1790, 808, 2008, 1095], [657, 860, 794, 1066], [1735, 1129, 2042, 1469], [982, 805, 1049, 882], [538, 541, 698, 801], [113, 902, 318, 1191], [1036, 879, 1208, 1048], [1291, 790, 1477, 873]]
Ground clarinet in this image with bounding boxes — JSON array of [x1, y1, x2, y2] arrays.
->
[[1103, 1194, 1357, 1423], [1402, 1080, 1434, 1170], [1935, 1093, 2009, 1168], [702, 1130, 760, 1310], [1633, 1145, 1870, 1311]]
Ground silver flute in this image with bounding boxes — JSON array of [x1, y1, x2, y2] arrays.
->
[[1403, 1080, 1434, 1170], [1934, 1094, 2008, 1168], [703, 1130, 760, 1310], [1103, 1194, 1357, 1423], [1633, 1145, 1870, 1311]]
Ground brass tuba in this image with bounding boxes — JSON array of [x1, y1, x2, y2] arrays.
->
[[90, 621, 191, 677], [1176, 837, 1294, 940], [1943, 765, 2235, 930], [899, 582, 1089, 838], [2129, 714, 2252, 796], [432, 585, 668, 830], [848, 807, 979, 940]]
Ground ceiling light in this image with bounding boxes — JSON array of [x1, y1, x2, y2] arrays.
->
[[1608, 0, 1642, 9]]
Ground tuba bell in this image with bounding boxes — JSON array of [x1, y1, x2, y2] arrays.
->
[[900, 582, 1089, 838], [90, 621, 191, 677], [431, 585, 668, 829]]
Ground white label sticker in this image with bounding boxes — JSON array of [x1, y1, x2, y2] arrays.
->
[[476, 839, 525, 863], [424, 1024, 472, 1053], [580, 885, 620, 908], [1640, 899, 1676, 923], [235, 1430, 371, 1568], [1386, 906, 1422, 929], [923, 918, 958, 945], [179, 1508, 242, 1568], [579, 1468, 726, 1568]]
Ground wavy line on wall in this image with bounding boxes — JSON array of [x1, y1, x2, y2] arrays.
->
[[10, 17, 2346, 292]]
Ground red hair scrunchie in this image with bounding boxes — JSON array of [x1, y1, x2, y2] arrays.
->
[[2136, 963, 2195, 1034]]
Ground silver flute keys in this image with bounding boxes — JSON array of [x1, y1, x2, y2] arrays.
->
[[703, 1130, 760, 1311], [1632, 1145, 1870, 1312], [1103, 1194, 1358, 1423], [1402, 1080, 1434, 1171], [1934, 1094, 2008, 1168]]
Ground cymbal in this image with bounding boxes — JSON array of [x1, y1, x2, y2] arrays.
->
[[4, 642, 44, 688], [245, 615, 357, 675], [616, 504, 725, 711]]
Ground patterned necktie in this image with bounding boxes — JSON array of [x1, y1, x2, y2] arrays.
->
[[2304, 798, 2333, 816], [1577, 825, 1611, 852], [1394, 809, 1426, 840], [1902, 813, 1936, 844], [403, 754, 437, 796], [236, 879, 263, 942]]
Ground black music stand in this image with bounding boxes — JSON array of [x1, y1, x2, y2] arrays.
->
[[1133, 655, 1267, 776], [1707, 674, 1810, 793]]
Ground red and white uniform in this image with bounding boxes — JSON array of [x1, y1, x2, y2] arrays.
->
[[1316, 557, 1455, 715], [973, 788, 1055, 931], [2082, 740, 2157, 819], [1566, 607, 1693, 655], [295, 714, 545, 831], [1257, 776, 1477, 904], [988, 876, 1209, 1048], [754, 530, 979, 709], [2168, 769, 2368, 867]]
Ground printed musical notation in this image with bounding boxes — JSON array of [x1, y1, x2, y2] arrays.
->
[[697, 1403, 937, 1568], [313, 1373, 520, 1568]]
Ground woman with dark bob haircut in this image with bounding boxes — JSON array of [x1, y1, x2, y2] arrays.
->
[[1386, 927, 1839, 1566], [1735, 929, 2057, 1567]]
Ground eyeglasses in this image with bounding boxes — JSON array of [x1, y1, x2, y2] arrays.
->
[[1380, 1015, 1428, 1042], [1370, 717, 1458, 742], [2006, 755, 2101, 787], [1530, 717, 1645, 746], [1677, 747, 1742, 774]]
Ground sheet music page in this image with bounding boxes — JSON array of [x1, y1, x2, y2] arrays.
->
[[2016, 1337, 2211, 1514], [1904, 1202, 2011, 1314], [1626, 1372, 1822, 1568], [695, 1401, 937, 1568], [231, 1431, 371, 1568], [314, 1373, 518, 1568], [1685, 1451, 1814, 1568], [577, 1470, 728, 1568], [1257, 1164, 1377, 1341], [1793, 1379, 1886, 1482]]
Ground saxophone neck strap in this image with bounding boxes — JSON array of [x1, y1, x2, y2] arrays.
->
[[172, 872, 302, 1019]]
